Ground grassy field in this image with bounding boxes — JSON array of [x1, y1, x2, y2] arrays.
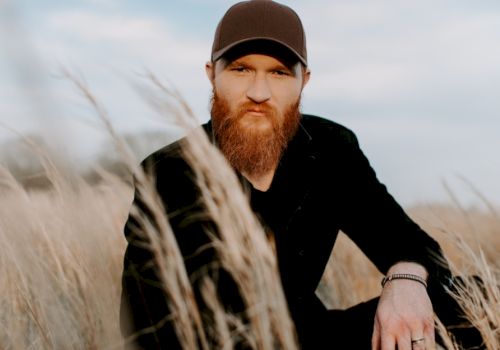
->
[[0, 153, 498, 349], [0, 77, 498, 348], [0, 168, 130, 349]]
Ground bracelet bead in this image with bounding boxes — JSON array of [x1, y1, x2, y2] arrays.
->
[[381, 273, 428, 288]]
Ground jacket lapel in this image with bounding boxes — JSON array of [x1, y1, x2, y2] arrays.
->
[[273, 121, 317, 229]]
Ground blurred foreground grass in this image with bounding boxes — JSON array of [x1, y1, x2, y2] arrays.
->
[[0, 162, 498, 348], [0, 168, 130, 349]]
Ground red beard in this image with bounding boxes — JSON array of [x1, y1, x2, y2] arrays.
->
[[211, 92, 301, 177]]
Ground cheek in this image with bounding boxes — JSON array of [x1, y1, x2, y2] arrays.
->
[[275, 84, 302, 109], [214, 77, 246, 103]]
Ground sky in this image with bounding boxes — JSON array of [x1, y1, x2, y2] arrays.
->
[[1, 0, 499, 207]]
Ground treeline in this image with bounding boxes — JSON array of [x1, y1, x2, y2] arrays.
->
[[0, 129, 180, 188]]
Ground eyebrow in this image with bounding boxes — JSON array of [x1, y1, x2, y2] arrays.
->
[[270, 63, 293, 73], [226, 60, 250, 68], [226, 60, 295, 74]]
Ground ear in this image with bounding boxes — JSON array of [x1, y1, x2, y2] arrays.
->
[[302, 68, 311, 89], [205, 61, 215, 86]]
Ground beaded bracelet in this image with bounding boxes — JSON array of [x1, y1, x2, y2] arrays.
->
[[381, 273, 428, 289]]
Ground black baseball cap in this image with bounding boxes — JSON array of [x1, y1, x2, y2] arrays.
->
[[211, 0, 308, 66]]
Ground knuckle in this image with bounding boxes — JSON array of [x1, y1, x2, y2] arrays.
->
[[423, 317, 435, 329], [376, 312, 390, 325], [380, 319, 405, 334]]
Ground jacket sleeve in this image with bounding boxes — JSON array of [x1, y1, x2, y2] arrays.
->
[[334, 128, 452, 298], [120, 147, 245, 349]]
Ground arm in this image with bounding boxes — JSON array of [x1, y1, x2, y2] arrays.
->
[[335, 128, 452, 294], [120, 166, 185, 350], [334, 130, 451, 349], [120, 150, 209, 349], [120, 146, 246, 349]]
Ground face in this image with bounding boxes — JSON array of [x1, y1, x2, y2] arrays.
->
[[206, 51, 310, 176]]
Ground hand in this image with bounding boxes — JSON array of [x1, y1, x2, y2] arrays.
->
[[372, 263, 435, 350]]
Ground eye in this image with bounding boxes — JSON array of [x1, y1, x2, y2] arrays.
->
[[230, 66, 249, 73], [273, 69, 291, 76]]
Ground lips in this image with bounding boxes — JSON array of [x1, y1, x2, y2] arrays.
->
[[246, 107, 268, 116], [247, 110, 265, 115]]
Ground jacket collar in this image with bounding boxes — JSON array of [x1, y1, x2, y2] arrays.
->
[[202, 116, 317, 225]]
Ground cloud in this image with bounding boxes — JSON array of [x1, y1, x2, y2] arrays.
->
[[292, 0, 500, 124], [1, 1, 498, 206], [292, 0, 500, 205], [48, 10, 167, 42], [83, 0, 118, 6], [44, 9, 210, 66], [35, 9, 212, 123], [344, 117, 500, 206]]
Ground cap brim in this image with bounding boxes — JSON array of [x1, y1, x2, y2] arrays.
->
[[212, 37, 307, 66]]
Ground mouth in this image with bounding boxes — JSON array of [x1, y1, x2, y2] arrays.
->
[[246, 108, 267, 117], [238, 107, 273, 129]]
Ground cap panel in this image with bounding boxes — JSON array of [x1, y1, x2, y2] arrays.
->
[[211, 0, 307, 66]]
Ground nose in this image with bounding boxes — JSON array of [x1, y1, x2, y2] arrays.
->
[[246, 74, 271, 103]]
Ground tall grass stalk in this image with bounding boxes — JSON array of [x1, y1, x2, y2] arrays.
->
[[441, 232, 499, 349], [0, 166, 128, 349], [68, 72, 298, 349], [65, 72, 210, 350], [144, 74, 299, 349]]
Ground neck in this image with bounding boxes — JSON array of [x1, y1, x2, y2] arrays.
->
[[242, 169, 276, 192]]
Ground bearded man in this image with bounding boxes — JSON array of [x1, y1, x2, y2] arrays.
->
[[120, 1, 484, 349]]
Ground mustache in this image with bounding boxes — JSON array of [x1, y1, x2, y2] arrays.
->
[[232, 102, 276, 119]]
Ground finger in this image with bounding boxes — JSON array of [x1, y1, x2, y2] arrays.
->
[[380, 331, 396, 350], [410, 326, 426, 350], [410, 332, 426, 350], [424, 320, 436, 350], [371, 320, 381, 350], [396, 330, 412, 350], [411, 338, 426, 350]]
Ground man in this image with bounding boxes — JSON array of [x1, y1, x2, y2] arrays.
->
[[121, 1, 483, 349]]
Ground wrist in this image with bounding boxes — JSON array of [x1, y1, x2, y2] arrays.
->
[[381, 273, 428, 289], [383, 262, 429, 289], [386, 261, 428, 280]]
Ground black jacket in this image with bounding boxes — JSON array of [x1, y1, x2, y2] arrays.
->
[[120, 115, 451, 349]]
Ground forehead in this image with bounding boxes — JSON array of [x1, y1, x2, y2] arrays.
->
[[218, 40, 300, 69]]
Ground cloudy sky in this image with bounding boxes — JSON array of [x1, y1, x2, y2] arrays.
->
[[1, 0, 499, 207]]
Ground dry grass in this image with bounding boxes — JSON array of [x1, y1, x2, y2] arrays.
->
[[118, 74, 298, 349], [411, 205, 500, 349], [0, 77, 498, 349], [318, 203, 500, 309], [318, 203, 500, 349], [1, 161, 499, 349], [0, 167, 130, 349]]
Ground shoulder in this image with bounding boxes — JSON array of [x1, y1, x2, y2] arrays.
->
[[139, 140, 184, 177], [139, 122, 211, 175], [300, 114, 359, 148], [140, 123, 211, 178]]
